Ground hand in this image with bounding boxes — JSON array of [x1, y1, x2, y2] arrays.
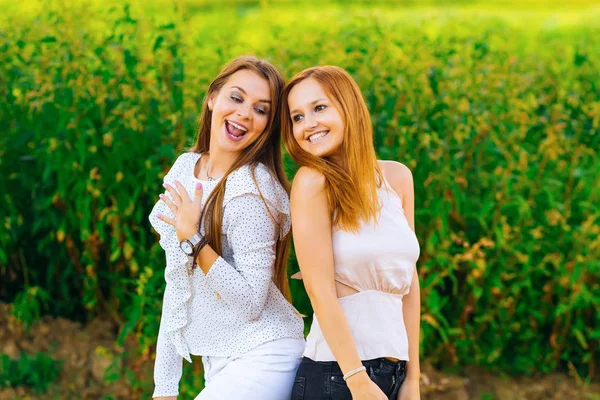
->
[[398, 376, 420, 400], [157, 180, 203, 242], [347, 371, 388, 400]]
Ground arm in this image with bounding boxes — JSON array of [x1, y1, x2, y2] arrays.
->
[[381, 161, 421, 398], [160, 183, 278, 321], [291, 167, 386, 399], [403, 273, 421, 379], [397, 164, 420, 381], [196, 194, 278, 320]]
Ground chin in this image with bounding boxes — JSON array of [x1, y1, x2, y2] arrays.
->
[[306, 144, 341, 159], [303, 134, 343, 158], [222, 142, 248, 155]]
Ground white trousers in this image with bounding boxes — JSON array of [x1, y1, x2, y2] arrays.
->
[[195, 337, 305, 400]]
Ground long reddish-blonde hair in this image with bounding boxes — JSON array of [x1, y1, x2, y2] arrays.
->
[[190, 55, 292, 300], [281, 66, 382, 232]]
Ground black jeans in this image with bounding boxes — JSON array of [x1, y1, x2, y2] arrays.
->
[[291, 356, 407, 400]]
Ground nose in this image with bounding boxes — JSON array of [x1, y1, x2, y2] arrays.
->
[[304, 113, 318, 131], [236, 104, 251, 120]]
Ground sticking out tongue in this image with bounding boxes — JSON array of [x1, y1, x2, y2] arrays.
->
[[227, 121, 245, 137]]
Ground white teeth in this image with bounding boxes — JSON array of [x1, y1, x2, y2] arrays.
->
[[228, 120, 247, 132], [308, 131, 328, 143]]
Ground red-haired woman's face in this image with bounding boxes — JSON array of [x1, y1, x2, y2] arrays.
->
[[287, 78, 344, 160], [208, 69, 271, 155]]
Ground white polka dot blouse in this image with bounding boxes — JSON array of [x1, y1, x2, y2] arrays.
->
[[149, 152, 304, 398]]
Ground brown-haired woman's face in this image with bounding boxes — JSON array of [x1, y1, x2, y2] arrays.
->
[[287, 78, 344, 159], [208, 69, 272, 155]]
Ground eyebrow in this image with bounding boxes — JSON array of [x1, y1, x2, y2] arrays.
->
[[231, 86, 271, 104], [290, 98, 328, 115]]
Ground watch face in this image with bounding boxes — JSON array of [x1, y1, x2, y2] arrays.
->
[[180, 241, 193, 255]]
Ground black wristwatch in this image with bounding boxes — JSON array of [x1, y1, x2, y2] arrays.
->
[[180, 233, 208, 256]]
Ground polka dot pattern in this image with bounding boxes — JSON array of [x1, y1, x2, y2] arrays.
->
[[149, 152, 304, 398]]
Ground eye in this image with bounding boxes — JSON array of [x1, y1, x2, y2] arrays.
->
[[315, 104, 326, 112], [292, 114, 303, 123], [254, 107, 267, 115], [230, 94, 243, 103]]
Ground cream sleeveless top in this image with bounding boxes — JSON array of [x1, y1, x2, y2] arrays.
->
[[303, 178, 420, 361]]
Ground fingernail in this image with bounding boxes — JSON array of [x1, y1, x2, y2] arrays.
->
[[196, 182, 202, 189], [157, 214, 162, 219], [159, 194, 164, 199], [162, 183, 168, 188]]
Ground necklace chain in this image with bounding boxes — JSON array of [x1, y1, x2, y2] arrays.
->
[[206, 159, 217, 181]]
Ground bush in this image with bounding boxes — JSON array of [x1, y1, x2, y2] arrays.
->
[[0, 352, 63, 393], [1, 1, 599, 394]]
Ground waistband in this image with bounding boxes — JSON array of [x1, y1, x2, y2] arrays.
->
[[301, 356, 407, 376]]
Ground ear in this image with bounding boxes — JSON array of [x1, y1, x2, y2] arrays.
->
[[207, 95, 215, 112]]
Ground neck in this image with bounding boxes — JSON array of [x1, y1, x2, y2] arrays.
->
[[327, 147, 345, 168], [206, 145, 240, 178]]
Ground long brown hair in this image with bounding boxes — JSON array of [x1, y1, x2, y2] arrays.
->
[[190, 55, 292, 300], [281, 66, 382, 232]]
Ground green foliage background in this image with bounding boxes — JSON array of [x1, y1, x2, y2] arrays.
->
[[1, 0, 599, 395]]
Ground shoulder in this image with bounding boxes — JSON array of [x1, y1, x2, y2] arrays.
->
[[224, 162, 289, 211], [378, 160, 413, 185], [174, 151, 201, 166], [291, 166, 326, 197], [226, 162, 284, 195], [166, 151, 201, 179], [377, 160, 413, 197], [225, 162, 291, 236]]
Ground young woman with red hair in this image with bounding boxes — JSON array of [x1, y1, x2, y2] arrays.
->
[[282, 66, 421, 400]]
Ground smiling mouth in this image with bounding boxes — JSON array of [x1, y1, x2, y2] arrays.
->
[[307, 131, 329, 143], [225, 120, 248, 140]]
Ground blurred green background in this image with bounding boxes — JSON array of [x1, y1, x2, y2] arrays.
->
[[1, 0, 599, 398]]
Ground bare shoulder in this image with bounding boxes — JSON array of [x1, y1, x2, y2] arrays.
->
[[291, 166, 327, 199], [378, 160, 413, 191]]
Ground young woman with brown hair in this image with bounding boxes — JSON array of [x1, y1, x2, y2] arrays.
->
[[149, 55, 304, 400], [282, 66, 421, 400]]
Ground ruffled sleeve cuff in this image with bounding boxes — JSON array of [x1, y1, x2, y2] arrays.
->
[[162, 257, 193, 363], [149, 152, 201, 363]]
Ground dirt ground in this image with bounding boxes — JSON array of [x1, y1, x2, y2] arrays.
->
[[1, 303, 598, 400]]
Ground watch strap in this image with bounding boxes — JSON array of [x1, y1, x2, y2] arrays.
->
[[188, 233, 203, 248], [189, 235, 210, 274], [195, 235, 209, 253]]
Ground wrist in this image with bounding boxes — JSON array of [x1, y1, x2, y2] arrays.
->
[[345, 370, 370, 391], [177, 226, 198, 242]]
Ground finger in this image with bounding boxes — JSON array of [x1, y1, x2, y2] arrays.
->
[[157, 213, 176, 226], [174, 180, 191, 203], [163, 183, 182, 206], [159, 194, 178, 215], [193, 182, 203, 206]]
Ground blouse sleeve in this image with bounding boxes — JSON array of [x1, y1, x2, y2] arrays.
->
[[203, 194, 278, 320], [202, 163, 291, 321]]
